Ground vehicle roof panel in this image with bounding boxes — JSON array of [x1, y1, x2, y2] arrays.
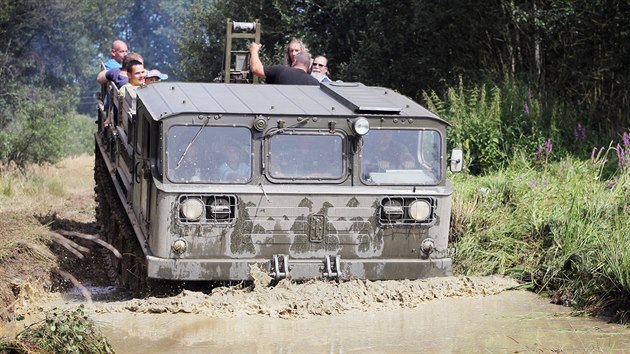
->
[[136, 82, 444, 123]]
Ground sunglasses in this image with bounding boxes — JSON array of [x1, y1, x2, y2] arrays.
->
[[312, 63, 326, 67]]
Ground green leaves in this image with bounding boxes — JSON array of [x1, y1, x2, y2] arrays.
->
[[9, 305, 114, 354], [425, 78, 506, 175], [0, 86, 92, 167]]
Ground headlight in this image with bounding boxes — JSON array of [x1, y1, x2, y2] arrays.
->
[[180, 197, 204, 221], [352, 117, 370, 136], [408, 200, 432, 221], [208, 196, 231, 220], [381, 198, 404, 220]]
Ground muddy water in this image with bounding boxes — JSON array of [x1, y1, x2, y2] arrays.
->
[[5, 276, 630, 353], [94, 290, 630, 353]]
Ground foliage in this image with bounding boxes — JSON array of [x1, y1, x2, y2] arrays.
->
[[0, 306, 113, 353], [0, 0, 191, 165], [175, 0, 630, 133], [424, 78, 506, 175], [63, 113, 96, 157], [423, 75, 626, 175], [0, 86, 93, 167], [451, 148, 630, 320], [100, 0, 194, 75], [0, 0, 116, 165], [176, 0, 315, 82]]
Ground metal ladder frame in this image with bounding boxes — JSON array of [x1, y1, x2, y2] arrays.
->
[[223, 18, 260, 83]]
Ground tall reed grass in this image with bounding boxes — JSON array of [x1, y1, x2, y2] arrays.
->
[[438, 76, 630, 319]]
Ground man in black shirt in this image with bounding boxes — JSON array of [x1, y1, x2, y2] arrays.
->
[[249, 42, 319, 85]]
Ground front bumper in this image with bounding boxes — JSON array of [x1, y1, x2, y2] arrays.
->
[[146, 255, 452, 281]]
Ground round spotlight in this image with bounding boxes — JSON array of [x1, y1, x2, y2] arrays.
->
[[180, 197, 204, 221], [408, 200, 432, 221], [381, 198, 403, 220], [352, 117, 370, 136], [208, 197, 231, 220]]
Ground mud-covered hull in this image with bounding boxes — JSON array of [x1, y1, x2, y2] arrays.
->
[[145, 186, 454, 281], [147, 256, 452, 280]]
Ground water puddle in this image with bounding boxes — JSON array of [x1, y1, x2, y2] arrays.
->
[[95, 290, 630, 353]]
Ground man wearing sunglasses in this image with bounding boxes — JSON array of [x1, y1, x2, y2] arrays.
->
[[310, 56, 331, 83]]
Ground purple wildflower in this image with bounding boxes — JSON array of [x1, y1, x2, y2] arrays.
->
[[623, 131, 629, 148], [534, 144, 542, 161], [573, 123, 586, 142], [523, 102, 529, 114], [530, 179, 537, 189], [617, 143, 627, 169], [542, 179, 548, 186], [545, 139, 553, 156]]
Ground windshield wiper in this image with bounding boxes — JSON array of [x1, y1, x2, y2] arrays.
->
[[175, 115, 210, 168]]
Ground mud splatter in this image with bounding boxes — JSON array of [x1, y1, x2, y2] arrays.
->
[[94, 273, 518, 319]]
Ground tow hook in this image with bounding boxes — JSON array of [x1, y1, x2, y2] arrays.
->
[[270, 254, 289, 279], [420, 238, 435, 258]]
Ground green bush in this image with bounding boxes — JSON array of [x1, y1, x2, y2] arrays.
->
[[0, 86, 94, 167], [63, 112, 96, 157], [0, 306, 113, 353], [422, 76, 614, 176], [424, 77, 505, 174]]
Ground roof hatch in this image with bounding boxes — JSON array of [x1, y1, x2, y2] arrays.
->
[[321, 82, 402, 114]]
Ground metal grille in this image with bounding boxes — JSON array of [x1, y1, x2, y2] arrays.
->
[[177, 194, 238, 224], [378, 196, 436, 226]]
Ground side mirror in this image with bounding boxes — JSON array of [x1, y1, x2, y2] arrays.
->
[[450, 148, 463, 172]]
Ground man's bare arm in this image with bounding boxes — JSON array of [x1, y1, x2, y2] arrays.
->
[[249, 42, 265, 78], [96, 69, 108, 84]]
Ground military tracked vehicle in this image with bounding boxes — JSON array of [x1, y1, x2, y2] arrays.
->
[[95, 79, 462, 290], [95, 23, 462, 291]]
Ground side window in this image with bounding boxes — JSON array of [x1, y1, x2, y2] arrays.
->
[[419, 130, 441, 170]]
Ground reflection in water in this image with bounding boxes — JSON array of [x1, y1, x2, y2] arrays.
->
[[98, 291, 630, 353]]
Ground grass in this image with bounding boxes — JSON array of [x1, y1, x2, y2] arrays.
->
[[0, 155, 95, 218], [0, 154, 95, 324], [450, 150, 630, 321]]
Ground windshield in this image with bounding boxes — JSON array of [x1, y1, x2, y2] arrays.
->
[[166, 126, 251, 183], [361, 129, 441, 185], [269, 134, 343, 179]]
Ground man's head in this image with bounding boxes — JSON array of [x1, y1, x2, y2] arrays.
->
[[311, 56, 329, 75], [110, 40, 128, 64], [293, 52, 312, 72], [120, 52, 144, 78], [125, 60, 145, 86], [122, 52, 144, 66]]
